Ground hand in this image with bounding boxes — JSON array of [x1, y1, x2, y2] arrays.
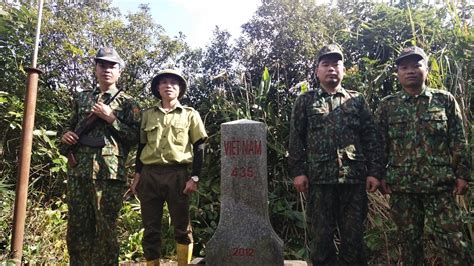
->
[[183, 179, 198, 195], [453, 178, 469, 195], [92, 102, 116, 124], [130, 173, 140, 194], [366, 176, 380, 192], [378, 179, 392, 194], [61, 131, 79, 145], [293, 175, 309, 193]]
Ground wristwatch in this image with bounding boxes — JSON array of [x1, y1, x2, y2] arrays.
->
[[191, 176, 199, 182]]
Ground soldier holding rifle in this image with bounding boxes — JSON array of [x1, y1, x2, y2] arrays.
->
[[60, 47, 140, 265]]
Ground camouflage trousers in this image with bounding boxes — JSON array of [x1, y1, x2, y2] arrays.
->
[[66, 176, 126, 266], [307, 184, 368, 265], [390, 191, 472, 265]]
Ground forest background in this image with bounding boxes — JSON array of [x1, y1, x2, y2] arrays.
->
[[0, 0, 472, 264]]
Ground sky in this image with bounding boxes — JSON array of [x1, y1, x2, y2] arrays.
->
[[111, 0, 262, 48]]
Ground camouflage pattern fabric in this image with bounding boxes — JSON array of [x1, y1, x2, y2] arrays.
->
[[375, 87, 471, 193], [288, 87, 383, 264], [391, 192, 472, 265], [64, 86, 141, 181], [66, 178, 126, 265], [375, 86, 472, 264], [307, 184, 368, 265], [288, 87, 384, 184], [64, 86, 140, 265]]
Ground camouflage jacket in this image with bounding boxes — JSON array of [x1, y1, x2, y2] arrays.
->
[[288, 87, 384, 184], [64, 86, 141, 181], [375, 87, 471, 193]]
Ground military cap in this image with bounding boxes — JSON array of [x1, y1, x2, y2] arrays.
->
[[94, 47, 125, 68], [395, 46, 428, 65], [150, 69, 187, 99], [317, 44, 344, 63]]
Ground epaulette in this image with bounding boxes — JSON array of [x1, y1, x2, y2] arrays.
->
[[345, 89, 361, 98], [183, 105, 196, 112], [429, 88, 451, 96], [76, 89, 93, 96], [345, 89, 359, 95], [119, 93, 132, 100], [145, 106, 157, 111], [380, 94, 398, 102]]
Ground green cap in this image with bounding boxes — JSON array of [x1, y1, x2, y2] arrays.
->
[[317, 44, 344, 63], [150, 69, 188, 99], [395, 46, 428, 65], [94, 47, 125, 68]]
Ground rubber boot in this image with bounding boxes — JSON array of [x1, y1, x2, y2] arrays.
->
[[176, 243, 193, 266], [146, 258, 160, 266]]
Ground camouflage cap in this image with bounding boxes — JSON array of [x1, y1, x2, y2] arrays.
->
[[94, 47, 125, 68], [150, 69, 188, 99], [395, 46, 428, 65], [317, 44, 344, 63]]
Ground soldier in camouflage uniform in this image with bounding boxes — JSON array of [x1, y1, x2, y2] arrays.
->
[[60, 47, 141, 265], [375, 46, 472, 265], [289, 44, 384, 265]]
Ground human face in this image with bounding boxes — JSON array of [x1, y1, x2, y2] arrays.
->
[[95, 60, 121, 88], [397, 57, 428, 90], [316, 54, 345, 90], [158, 76, 181, 102]]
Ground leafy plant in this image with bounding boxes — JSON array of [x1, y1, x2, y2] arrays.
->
[[0, 0, 471, 264]]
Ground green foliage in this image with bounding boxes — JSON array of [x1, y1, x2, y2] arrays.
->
[[0, 4, 37, 190], [0, 187, 69, 264], [0, 175, 15, 258], [0, 0, 472, 264], [118, 199, 143, 261], [21, 198, 68, 264]]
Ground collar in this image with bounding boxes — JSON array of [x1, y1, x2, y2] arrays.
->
[[400, 86, 432, 101], [155, 100, 183, 112], [316, 86, 349, 98], [93, 86, 118, 96]]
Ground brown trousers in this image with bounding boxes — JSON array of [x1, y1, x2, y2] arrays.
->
[[137, 164, 193, 260]]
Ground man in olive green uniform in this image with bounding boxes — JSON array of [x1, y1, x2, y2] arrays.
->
[[376, 46, 472, 265], [130, 69, 207, 266], [289, 44, 383, 265], [61, 47, 141, 265]]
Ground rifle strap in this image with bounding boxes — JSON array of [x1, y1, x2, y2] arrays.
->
[[98, 92, 113, 103]]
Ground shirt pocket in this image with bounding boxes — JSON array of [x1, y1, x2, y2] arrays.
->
[[420, 108, 448, 136], [172, 121, 187, 145], [387, 115, 409, 139], [78, 102, 92, 118], [343, 149, 367, 180], [110, 103, 123, 119], [307, 153, 336, 182], [307, 107, 329, 153], [342, 104, 361, 130], [143, 124, 160, 146], [307, 107, 327, 130]]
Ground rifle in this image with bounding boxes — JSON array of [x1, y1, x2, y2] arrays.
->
[[61, 87, 125, 168], [123, 188, 135, 201]]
